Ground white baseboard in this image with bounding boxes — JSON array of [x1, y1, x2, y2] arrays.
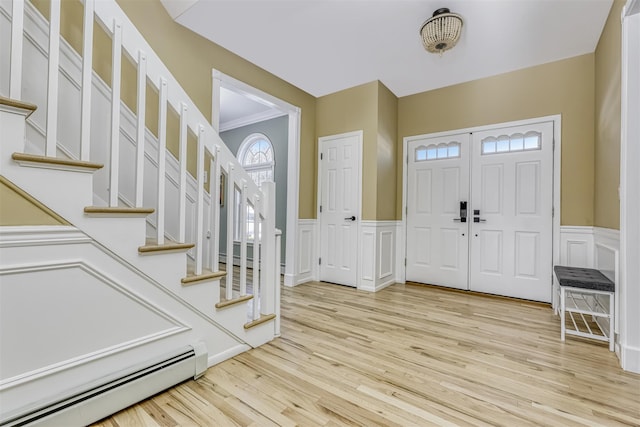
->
[[207, 344, 250, 367]]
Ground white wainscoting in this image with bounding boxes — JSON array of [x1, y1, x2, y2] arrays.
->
[[358, 221, 398, 292], [559, 226, 622, 359], [559, 226, 594, 267], [294, 219, 316, 286], [294, 219, 400, 291], [0, 226, 248, 419]]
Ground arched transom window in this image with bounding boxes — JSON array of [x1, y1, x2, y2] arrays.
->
[[238, 133, 275, 187]]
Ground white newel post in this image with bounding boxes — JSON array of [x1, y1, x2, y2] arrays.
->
[[225, 164, 235, 300], [260, 181, 276, 316]]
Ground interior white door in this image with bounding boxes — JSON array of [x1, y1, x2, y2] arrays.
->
[[319, 132, 361, 287], [406, 133, 470, 289], [469, 121, 554, 302]]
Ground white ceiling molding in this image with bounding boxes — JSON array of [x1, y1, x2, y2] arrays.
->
[[219, 109, 287, 133]]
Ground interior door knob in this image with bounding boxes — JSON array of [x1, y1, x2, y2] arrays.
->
[[344, 215, 356, 221]]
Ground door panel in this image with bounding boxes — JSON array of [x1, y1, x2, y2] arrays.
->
[[319, 133, 361, 287], [406, 133, 470, 289], [469, 121, 554, 302]]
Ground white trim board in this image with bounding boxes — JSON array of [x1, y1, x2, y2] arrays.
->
[[211, 69, 301, 290], [619, 3, 640, 373]]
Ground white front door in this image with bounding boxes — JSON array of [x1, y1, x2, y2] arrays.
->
[[468, 122, 554, 301], [405, 120, 554, 302], [406, 133, 470, 289], [318, 132, 362, 287]]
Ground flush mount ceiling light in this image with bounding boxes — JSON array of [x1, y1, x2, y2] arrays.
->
[[420, 8, 463, 55]]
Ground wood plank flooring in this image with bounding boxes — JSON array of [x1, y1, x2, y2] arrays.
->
[[93, 282, 640, 426]]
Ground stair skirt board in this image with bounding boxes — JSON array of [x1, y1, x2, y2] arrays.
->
[[1, 344, 207, 427]]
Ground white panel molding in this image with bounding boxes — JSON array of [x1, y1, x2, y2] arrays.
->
[[395, 221, 406, 283], [294, 219, 316, 286], [358, 221, 398, 292], [0, 225, 89, 247], [559, 226, 594, 267]]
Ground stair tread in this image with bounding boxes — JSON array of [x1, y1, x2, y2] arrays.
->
[[244, 313, 276, 329], [139, 239, 195, 253], [0, 96, 37, 116], [12, 153, 103, 170], [215, 294, 254, 309], [84, 206, 155, 215], [182, 268, 226, 285]]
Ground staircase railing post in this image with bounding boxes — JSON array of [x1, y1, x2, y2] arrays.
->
[[259, 181, 276, 317]]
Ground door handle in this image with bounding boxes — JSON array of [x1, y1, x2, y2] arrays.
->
[[344, 216, 356, 221], [473, 217, 486, 223]]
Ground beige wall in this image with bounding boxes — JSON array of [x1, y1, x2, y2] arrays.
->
[[398, 54, 596, 226], [376, 82, 398, 220], [316, 82, 378, 219], [594, 0, 624, 230], [0, 180, 64, 226]]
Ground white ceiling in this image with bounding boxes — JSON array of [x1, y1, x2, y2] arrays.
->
[[162, 0, 613, 98]]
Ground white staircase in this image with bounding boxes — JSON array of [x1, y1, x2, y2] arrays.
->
[[0, 0, 281, 424]]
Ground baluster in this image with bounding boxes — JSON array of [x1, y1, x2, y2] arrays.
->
[[178, 103, 188, 242], [225, 165, 235, 300], [9, 0, 24, 99], [45, 0, 61, 157], [108, 19, 122, 206], [79, 0, 94, 161], [209, 147, 221, 272], [156, 78, 167, 243], [134, 51, 147, 207], [259, 182, 276, 317], [195, 126, 205, 275], [253, 199, 262, 321], [239, 181, 247, 296]]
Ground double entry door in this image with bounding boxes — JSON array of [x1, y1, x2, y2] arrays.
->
[[406, 121, 554, 302]]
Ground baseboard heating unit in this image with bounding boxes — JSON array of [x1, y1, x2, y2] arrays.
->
[[0, 343, 208, 427]]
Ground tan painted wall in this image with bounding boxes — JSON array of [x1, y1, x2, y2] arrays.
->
[[377, 82, 398, 220], [594, 0, 624, 230], [0, 181, 63, 226], [316, 82, 378, 219], [398, 54, 596, 226]]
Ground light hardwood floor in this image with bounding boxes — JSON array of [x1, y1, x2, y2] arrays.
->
[[93, 282, 640, 426]]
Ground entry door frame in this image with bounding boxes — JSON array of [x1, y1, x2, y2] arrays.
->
[[316, 130, 364, 288], [401, 115, 561, 286]]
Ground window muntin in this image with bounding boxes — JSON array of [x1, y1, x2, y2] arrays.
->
[[482, 131, 541, 155], [415, 141, 461, 161], [235, 134, 275, 241]]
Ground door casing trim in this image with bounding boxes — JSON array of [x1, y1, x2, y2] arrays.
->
[[316, 130, 364, 288]]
